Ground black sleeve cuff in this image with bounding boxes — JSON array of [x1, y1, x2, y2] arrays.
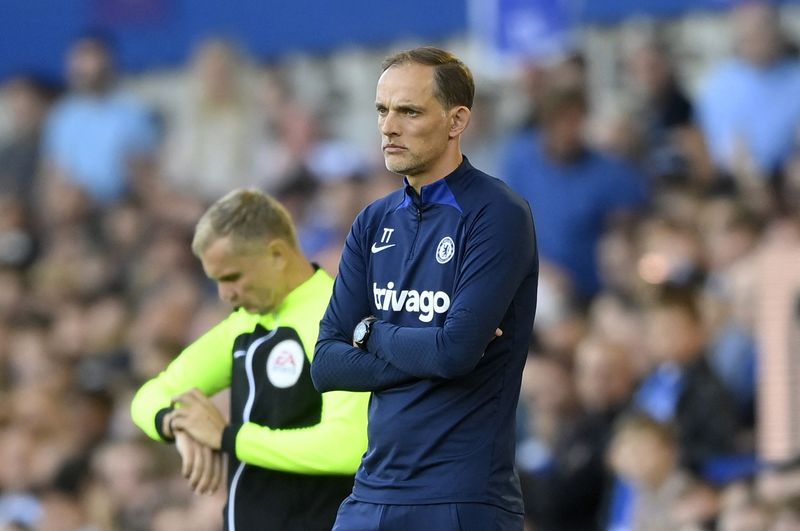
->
[[221, 423, 243, 456], [155, 407, 175, 443]]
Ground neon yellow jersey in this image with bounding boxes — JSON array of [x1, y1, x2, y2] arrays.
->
[[130, 268, 369, 476]]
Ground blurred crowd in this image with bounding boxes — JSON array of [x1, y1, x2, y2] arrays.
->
[[1, 2, 800, 530]]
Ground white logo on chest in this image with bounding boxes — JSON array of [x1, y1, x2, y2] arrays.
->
[[436, 236, 455, 264], [373, 282, 451, 322], [372, 227, 396, 254], [266, 339, 305, 388]]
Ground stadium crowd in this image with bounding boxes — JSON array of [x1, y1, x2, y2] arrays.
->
[[1, 2, 800, 530]]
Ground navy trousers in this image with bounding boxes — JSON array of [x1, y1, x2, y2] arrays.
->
[[332, 496, 524, 531]]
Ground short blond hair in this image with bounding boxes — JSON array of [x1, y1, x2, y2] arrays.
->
[[191, 188, 298, 256]]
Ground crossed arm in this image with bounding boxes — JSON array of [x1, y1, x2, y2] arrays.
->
[[311, 201, 536, 391]]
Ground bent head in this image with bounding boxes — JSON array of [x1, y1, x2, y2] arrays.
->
[[376, 47, 473, 182], [193, 189, 299, 314]]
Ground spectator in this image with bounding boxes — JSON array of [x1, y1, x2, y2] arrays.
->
[[163, 38, 261, 201], [607, 413, 719, 531], [501, 86, 648, 299], [635, 285, 739, 473], [622, 36, 715, 188], [517, 354, 581, 530], [597, 224, 642, 299], [635, 216, 705, 288], [0, 76, 57, 208], [0, 196, 36, 270], [519, 338, 637, 530], [252, 72, 327, 195], [697, 1, 800, 178], [42, 32, 158, 204], [624, 37, 694, 145], [700, 198, 761, 425], [588, 293, 649, 376], [296, 140, 371, 272]]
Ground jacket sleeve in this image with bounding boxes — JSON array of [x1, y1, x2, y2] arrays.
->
[[130, 315, 236, 441], [368, 199, 536, 379], [220, 388, 369, 474], [312, 212, 417, 392]]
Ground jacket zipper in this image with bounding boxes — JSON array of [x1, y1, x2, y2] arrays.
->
[[408, 205, 422, 260]]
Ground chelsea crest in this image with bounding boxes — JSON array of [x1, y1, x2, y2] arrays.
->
[[436, 237, 455, 264]]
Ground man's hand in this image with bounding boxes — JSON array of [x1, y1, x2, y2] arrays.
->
[[171, 388, 227, 450], [174, 430, 224, 495]]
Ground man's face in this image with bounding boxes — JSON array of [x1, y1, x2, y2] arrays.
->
[[734, 3, 781, 67], [542, 105, 586, 161], [575, 342, 633, 412], [645, 306, 704, 365], [375, 63, 453, 177], [67, 40, 111, 93], [609, 430, 676, 489], [199, 236, 282, 314], [7, 80, 48, 134]]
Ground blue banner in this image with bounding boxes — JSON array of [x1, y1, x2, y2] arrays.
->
[[0, 0, 468, 81], [2, 0, 799, 80], [581, 0, 741, 24], [472, 0, 798, 62], [490, 0, 577, 60]]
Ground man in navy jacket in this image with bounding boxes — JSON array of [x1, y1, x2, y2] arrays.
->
[[311, 47, 538, 531]]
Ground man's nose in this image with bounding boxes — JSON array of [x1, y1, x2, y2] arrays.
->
[[380, 111, 399, 137], [218, 283, 236, 304]]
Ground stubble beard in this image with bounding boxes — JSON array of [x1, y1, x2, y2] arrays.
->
[[384, 152, 427, 177]]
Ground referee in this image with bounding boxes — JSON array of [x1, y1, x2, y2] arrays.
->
[[131, 189, 369, 531], [312, 47, 538, 530]]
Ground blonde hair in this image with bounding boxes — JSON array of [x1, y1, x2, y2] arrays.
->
[[192, 188, 298, 256]]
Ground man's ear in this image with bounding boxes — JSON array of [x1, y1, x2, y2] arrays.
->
[[448, 106, 471, 139], [266, 239, 290, 269]]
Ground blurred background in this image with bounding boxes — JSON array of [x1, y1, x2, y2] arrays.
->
[[1, 0, 800, 530]]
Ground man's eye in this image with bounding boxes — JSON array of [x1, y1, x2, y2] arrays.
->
[[377, 108, 388, 116], [405, 110, 419, 117]]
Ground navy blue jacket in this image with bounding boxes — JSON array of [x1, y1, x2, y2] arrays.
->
[[312, 157, 538, 511]]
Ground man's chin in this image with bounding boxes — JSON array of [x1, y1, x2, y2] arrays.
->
[[385, 159, 420, 177]]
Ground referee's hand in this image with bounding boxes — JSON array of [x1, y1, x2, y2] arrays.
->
[[171, 388, 227, 450], [174, 430, 224, 495]]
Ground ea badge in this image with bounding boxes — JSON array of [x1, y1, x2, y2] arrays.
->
[[266, 339, 305, 388], [436, 236, 455, 264]]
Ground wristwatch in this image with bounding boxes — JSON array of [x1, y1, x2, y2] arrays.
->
[[353, 316, 377, 350]]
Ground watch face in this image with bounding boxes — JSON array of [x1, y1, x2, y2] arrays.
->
[[354, 321, 368, 343]]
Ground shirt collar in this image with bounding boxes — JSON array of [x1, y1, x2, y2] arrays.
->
[[394, 156, 470, 212]]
